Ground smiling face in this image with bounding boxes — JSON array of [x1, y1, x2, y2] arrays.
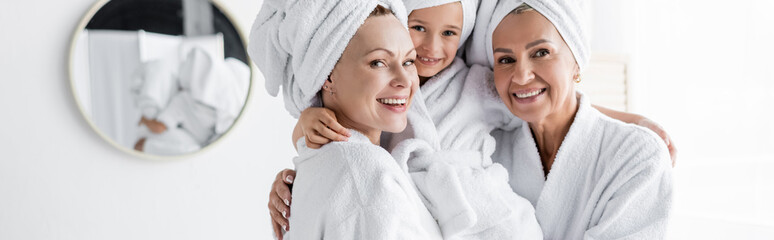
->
[[322, 14, 418, 134], [407, 2, 463, 78], [491, 10, 579, 124]]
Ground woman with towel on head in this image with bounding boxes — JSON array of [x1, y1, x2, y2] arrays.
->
[[267, 0, 675, 237], [250, 0, 443, 239], [478, 1, 673, 239]]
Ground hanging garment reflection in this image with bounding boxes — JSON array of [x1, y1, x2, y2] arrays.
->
[[132, 47, 250, 155]]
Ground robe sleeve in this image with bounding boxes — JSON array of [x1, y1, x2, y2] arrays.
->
[[584, 131, 673, 240]]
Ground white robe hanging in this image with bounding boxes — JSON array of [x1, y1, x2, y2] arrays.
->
[[491, 92, 674, 240], [286, 130, 443, 240]]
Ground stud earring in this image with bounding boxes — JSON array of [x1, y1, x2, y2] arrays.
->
[[574, 75, 581, 83], [323, 85, 334, 95]]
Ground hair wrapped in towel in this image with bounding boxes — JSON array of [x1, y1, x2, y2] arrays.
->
[[403, 0, 479, 50], [467, 0, 590, 72], [249, 0, 408, 118]]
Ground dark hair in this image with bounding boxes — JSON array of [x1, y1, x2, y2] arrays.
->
[[369, 5, 393, 17], [509, 3, 535, 15]]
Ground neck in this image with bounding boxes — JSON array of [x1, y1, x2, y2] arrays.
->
[[419, 76, 431, 86], [335, 112, 381, 145], [528, 94, 579, 177]]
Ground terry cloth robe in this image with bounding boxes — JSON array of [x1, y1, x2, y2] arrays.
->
[[286, 130, 443, 240], [491, 92, 674, 240], [389, 58, 542, 239]]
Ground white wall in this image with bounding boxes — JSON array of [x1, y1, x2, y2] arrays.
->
[[591, 0, 774, 238], [0, 0, 296, 239]]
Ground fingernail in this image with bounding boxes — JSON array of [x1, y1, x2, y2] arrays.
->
[[285, 175, 294, 184], [282, 210, 287, 218], [283, 225, 288, 232], [284, 199, 290, 206]]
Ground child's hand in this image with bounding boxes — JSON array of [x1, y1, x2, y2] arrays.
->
[[637, 118, 678, 167], [139, 116, 167, 134], [298, 107, 351, 149]]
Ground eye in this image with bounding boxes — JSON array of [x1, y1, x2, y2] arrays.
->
[[442, 30, 456, 36], [371, 60, 386, 68], [403, 59, 415, 67], [497, 57, 515, 64], [410, 25, 426, 32], [533, 49, 550, 57]]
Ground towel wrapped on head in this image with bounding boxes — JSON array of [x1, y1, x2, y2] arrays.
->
[[249, 0, 408, 118], [467, 0, 590, 72], [403, 0, 479, 50]]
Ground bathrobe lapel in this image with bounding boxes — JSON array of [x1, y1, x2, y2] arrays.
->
[[530, 93, 599, 238]]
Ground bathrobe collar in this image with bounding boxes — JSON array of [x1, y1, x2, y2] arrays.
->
[[295, 129, 374, 165], [513, 91, 595, 205]]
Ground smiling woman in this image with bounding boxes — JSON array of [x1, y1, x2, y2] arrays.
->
[[248, 0, 443, 239], [485, 1, 674, 239]]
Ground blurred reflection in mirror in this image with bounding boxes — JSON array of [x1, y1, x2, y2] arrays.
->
[[70, 0, 251, 157]]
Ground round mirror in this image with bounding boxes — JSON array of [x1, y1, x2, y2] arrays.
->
[[69, 0, 252, 158]]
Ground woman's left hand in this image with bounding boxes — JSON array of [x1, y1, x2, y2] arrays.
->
[[637, 118, 677, 167]]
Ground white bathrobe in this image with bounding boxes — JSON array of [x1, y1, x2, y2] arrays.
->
[[287, 130, 443, 240], [491, 92, 673, 239], [389, 58, 543, 239]]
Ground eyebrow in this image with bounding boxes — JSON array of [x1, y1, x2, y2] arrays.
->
[[367, 48, 395, 57], [405, 48, 416, 57], [408, 19, 462, 31], [366, 47, 417, 57], [525, 39, 551, 49], [493, 48, 513, 54], [494, 39, 552, 54], [445, 25, 462, 31]]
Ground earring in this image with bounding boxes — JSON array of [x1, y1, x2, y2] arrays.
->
[[574, 75, 581, 83], [323, 85, 334, 95]]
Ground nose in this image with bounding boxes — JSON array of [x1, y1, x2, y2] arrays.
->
[[510, 61, 534, 86], [391, 65, 414, 89], [421, 35, 442, 56]]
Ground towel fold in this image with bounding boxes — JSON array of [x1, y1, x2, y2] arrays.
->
[[178, 48, 250, 134], [248, 0, 408, 118], [467, 0, 590, 71]]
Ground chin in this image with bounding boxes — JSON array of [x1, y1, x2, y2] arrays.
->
[[510, 107, 548, 124], [418, 68, 441, 78], [381, 120, 407, 133]]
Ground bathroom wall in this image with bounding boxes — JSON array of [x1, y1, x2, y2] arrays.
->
[[0, 1, 295, 239]]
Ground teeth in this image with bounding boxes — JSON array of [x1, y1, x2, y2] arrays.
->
[[378, 98, 407, 105], [515, 89, 543, 98], [421, 57, 439, 62]]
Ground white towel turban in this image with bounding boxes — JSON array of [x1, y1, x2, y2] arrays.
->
[[249, 0, 408, 118], [403, 0, 479, 50], [468, 0, 590, 72]]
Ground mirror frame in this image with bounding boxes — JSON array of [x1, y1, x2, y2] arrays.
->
[[67, 0, 254, 160]]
